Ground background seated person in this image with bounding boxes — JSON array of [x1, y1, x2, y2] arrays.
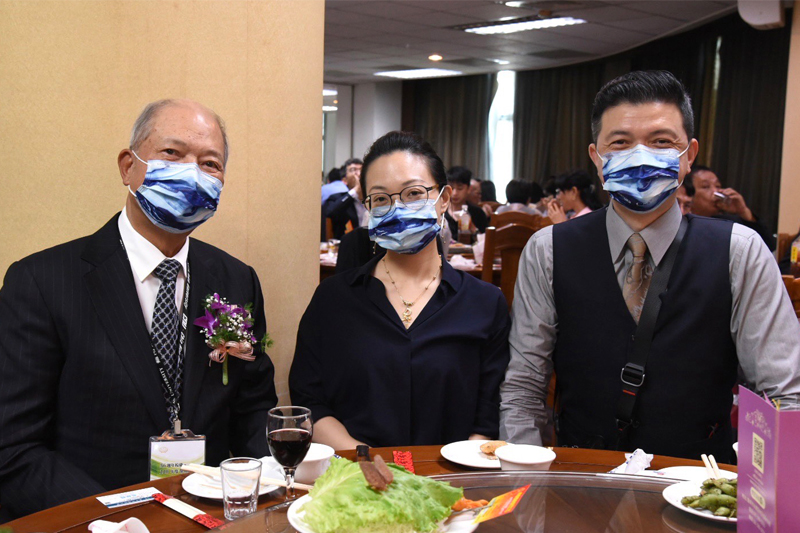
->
[[481, 180, 498, 204], [444, 166, 489, 237], [547, 170, 604, 224], [321, 166, 346, 205], [684, 165, 775, 250], [323, 158, 365, 239], [290, 131, 510, 450], [496, 180, 543, 216]]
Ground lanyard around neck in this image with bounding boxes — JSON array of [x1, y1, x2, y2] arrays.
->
[[120, 238, 191, 425]]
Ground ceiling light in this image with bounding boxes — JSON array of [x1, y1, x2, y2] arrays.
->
[[462, 16, 586, 35], [333, 99, 339, 104], [504, 1, 527, 7], [322, 106, 338, 112], [322, 89, 338, 96], [374, 68, 463, 80], [428, 54, 443, 61], [490, 59, 511, 65]]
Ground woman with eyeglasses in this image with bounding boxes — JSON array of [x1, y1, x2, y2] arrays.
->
[[547, 170, 604, 224], [289, 131, 510, 449]]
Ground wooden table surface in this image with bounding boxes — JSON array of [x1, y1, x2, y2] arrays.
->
[[3, 446, 736, 533]]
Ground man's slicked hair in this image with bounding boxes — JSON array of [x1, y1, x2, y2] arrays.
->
[[129, 99, 229, 167], [590, 70, 694, 143]]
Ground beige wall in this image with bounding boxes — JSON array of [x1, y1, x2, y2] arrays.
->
[[779, 2, 800, 234], [0, 0, 324, 404]]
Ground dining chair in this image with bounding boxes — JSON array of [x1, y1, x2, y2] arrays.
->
[[782, 275, 800, 319], [490, 211, 552, 232], [481, 223, 537, 311], [325, 218, 334, 241], [777, 233, 793, 262]]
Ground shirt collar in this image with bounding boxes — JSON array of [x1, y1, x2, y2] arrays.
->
[[606, 201, 682, 266], [118, 206, 190, 282], [347, 247, 462, 292]]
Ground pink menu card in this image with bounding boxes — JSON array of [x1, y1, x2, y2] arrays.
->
[[737, 387, 800, 532]]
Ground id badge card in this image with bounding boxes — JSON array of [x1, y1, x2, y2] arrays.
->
[[148, 427, 206, 480]]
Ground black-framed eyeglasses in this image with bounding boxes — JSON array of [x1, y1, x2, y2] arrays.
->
[[364, 185, 438, 218]]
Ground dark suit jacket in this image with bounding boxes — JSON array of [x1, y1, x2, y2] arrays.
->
[[323, 191, 359, 239], [0, 214, 277, 518]]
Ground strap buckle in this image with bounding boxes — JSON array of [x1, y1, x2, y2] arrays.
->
[[620, 363, 646, 388]]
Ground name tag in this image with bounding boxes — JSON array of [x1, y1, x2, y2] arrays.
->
[[148, 428, 206, 480]]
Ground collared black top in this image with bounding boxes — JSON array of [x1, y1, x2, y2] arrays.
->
[[289, 254, 510, 447]]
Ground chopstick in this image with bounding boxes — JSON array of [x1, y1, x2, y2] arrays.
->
[[180, 463, 313, 491], [700, 454, 722, 479], [708, 455, 722, 479]]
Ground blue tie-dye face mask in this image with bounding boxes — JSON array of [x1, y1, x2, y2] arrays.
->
[[130, 151, 223, 234], [600, 144, 689, 212], [368, 191, 443, 255]]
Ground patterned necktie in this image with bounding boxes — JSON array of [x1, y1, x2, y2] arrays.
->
[[622, 233, 651, 323], [152, 259, 182, 404]]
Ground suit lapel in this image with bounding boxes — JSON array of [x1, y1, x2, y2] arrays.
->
[[82, 215, 171, 430], [179, 243, 217, 428]]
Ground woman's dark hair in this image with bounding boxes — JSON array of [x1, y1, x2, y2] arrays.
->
[[591, 70, 694, 143], [360, 131, 447, 193], [555, 170, 603, 210], [480, 180, 497, 202], [505, 180, 532, 204], [445, 166, 473, 187], [529, 182, 544, 204], [543, 176, 557, 197]]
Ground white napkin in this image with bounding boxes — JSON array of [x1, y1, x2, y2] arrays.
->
[[88, 518, 150, 533], [473, 233, 485, 266], [448, 254, 477, 271], [608, 448, 653, 474]]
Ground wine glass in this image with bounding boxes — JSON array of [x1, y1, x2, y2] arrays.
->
[[267, 406, 312, 499]]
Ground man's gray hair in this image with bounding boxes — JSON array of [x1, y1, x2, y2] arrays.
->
[[129, 99, 229, 166]]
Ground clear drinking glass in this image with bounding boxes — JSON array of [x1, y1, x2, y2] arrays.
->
[[220, 457, 262, 520], [267, 406, 313, 500]]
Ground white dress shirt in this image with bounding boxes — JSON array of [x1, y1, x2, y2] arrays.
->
[[118, 207, 189, 334], [500, 201, 800, 445]]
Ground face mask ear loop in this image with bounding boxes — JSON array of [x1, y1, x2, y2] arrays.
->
[[131, 150, 148, 165]]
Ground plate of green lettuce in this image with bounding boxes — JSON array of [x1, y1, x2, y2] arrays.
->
[[287, 457, 477, 533]]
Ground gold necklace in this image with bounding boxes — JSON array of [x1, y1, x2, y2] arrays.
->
[[383, 257, 442, 327]]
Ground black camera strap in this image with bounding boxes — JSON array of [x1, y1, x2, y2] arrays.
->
[[615, 217, 688, 447]]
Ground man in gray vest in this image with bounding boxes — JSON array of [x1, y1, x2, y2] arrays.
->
[[500, 70, 800, 460]]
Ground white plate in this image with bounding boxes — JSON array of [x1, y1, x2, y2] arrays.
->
[[181, 464, 284, 500], [658, 466, 737, 482], [440, 440, 502, 470], [287, 495, 478, 533], [662, 480, 737, 523]]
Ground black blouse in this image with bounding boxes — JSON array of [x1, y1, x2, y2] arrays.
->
[[289, 255, 510, 447]]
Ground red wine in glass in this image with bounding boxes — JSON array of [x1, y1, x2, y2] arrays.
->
[[268, 428, 312, 467], [267, 406, 313, 500]]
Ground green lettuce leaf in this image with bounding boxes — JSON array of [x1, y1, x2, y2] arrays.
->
[[300, 457, 463, 533]]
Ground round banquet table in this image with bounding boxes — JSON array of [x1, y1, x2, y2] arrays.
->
[[2, 446, 737, 533]]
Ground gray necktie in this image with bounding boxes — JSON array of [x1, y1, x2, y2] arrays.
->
[[622, 233, 651, 323], [152, 259, 182, 403]]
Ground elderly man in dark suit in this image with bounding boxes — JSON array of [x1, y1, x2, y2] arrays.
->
[[0, 99, 278, 519]]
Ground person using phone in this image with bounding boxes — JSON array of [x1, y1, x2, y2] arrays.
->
[[684, 165, 774, 249]]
